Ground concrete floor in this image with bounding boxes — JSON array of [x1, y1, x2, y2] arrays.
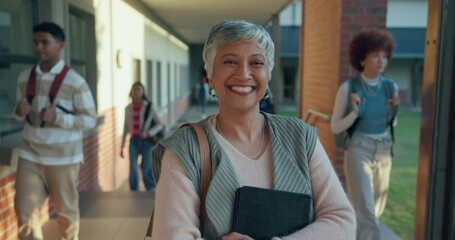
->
[[42, 104, 219, 240], [42, 189, 400, 240], [43, 189, 154, 240]]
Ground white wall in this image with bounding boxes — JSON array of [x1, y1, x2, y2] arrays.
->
[[93, 0, 114, 114], [387, 0, 428, 27], [76, 0, 190, 135], [279, 0, 302, 26], [111, 0, 189, 134]]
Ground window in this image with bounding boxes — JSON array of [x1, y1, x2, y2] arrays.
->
[[283, 67, 296, 102], [69, 6, 97, 104], [132, 58, 141, 83], [180, 65, 184, 97], [167, 63, 171, 103], [147, 60, 154, 103], [156, 61, 162, 107], [174, 63, 178, 98], [0, 0, 36, 118]]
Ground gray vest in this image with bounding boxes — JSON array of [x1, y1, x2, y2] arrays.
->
[[152, 113, 318, 239]]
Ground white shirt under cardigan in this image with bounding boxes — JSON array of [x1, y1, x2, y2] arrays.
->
[[152, 116, 356, 240]]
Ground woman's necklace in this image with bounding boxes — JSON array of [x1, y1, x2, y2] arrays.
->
[[361, 78, 382, 96], [216, 115, 265, 159]]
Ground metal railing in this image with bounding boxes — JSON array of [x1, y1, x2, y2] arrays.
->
[[304, 109, 331, 123]]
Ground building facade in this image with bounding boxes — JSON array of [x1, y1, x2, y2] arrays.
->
[[277, 0, 427, 107], [0, 0, 192, 238]]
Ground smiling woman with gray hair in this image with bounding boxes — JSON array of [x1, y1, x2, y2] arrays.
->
[[150, 19, 356, 240]]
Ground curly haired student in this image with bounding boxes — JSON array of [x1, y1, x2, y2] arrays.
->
[[331, 28, 400, 240]]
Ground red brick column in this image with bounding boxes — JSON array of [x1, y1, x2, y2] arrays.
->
[[79, 107, 128, 191], [0, 174, 17, 239], [300, 0, 387, 184]]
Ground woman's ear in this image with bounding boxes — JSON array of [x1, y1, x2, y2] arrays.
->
[[208, 78, 215, 89]]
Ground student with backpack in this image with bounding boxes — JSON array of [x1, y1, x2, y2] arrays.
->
[[330, 29, 400, 240], [120, 82, 164, 191], [13, 22, 97, 239]]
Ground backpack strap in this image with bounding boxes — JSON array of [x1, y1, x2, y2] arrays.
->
[[144, 123, 212, 239], [25, 64, 70, 127], [26, 66, 37, 105], [143, 101, 152, 130], [383, 78, 398, 144], [25, 66, 37, 125], [383, 78, 398, 116], [26, 65, 70, 103], [345, 75, 362, 139], [49, 65, 70, 104]]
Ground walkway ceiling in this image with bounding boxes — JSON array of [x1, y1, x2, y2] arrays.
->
[[141, 0, 293, 44]]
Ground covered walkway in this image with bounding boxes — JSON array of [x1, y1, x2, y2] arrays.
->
[[42, 104, 400, 240], [42, 104, 220, 239]]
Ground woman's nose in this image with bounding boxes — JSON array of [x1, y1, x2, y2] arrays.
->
[[235, 62, 252, 80]]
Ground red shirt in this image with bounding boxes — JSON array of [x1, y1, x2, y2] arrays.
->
[[132, 103, 142, 137]]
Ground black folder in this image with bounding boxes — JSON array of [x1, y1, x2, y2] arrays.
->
[[231, 186, 312, 240]]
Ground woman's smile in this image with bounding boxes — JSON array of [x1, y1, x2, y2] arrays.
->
[[228, 85, 255, 94]]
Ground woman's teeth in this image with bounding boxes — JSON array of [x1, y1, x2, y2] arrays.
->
[[230, 86, 253, 93]]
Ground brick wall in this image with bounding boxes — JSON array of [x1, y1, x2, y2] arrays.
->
[[301, 0, 344, 179], [339, 0, 388, 84], [0, 171, 54, 240], [79, 107, 129, 191], [0, 174, 17, 240], [300, 0, 387, 183]]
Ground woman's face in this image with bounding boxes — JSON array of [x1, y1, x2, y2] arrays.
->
[[209, 41, 269, 113], [362, 50, 388, 76], [131, 84, 144, 101]]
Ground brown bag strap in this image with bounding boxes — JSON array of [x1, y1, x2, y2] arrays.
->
[[145, 122, 212, 239], [183, 123, 212, 225]]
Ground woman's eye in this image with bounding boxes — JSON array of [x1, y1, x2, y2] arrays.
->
[[224, 60, 237, 65], [251, 61, 265, 66]]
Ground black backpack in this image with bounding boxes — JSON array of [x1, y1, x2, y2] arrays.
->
[[143, 101, 164, 144]]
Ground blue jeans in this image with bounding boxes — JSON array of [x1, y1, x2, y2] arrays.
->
[[129, 137, 155, 191]]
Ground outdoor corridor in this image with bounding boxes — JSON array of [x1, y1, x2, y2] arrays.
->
[[42, 104, 219, 239], [41, 104, 400, 240]]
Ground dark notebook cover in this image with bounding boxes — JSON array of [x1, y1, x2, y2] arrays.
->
[[231, 186, 312, 240]]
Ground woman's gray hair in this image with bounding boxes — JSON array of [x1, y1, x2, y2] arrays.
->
[[203, 20, 275, 79]]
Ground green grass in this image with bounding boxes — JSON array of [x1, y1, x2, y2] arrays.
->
[[278, 109, 421, 239], [381, 110, 420, 239]]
